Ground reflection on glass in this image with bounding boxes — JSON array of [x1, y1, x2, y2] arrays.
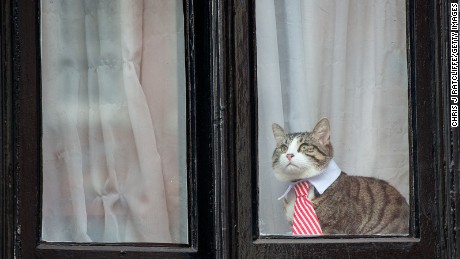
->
[[41, 0, 187, 243], [257, 0, 409, 236]]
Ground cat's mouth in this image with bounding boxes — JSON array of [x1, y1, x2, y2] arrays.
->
[[285, 163, 299, 169]]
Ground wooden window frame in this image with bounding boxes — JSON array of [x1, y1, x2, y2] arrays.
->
[[1, 0, 459, 258], [226, 0, 459, 258], [1, 0, 225, 258]]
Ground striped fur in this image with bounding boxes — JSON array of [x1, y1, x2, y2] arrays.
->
[[272, 118, 409, 235]]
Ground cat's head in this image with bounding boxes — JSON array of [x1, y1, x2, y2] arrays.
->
[[271, 118, 333, 182]]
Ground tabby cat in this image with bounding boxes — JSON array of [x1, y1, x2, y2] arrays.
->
[[272, 118, 409, 235]]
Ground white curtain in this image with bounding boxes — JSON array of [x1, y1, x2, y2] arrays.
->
[[257, 0, 409, 235], [41, 0, 187, 243]]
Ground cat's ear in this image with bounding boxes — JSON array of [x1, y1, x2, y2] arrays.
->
[[312, 118, 330, 145], [272, 123, 286, 145]]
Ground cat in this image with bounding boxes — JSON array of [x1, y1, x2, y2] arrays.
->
[[272, 118, 409, 235]]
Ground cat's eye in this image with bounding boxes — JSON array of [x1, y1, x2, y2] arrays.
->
[[299, 144, 313, 152], [278, 145, 288, 153]]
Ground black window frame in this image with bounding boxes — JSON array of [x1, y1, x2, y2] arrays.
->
[[1, 0, 459, 258], [1, 0, 224, 258], [226, 0, 459, 258]]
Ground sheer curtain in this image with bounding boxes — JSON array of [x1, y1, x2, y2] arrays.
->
[[41, 0, 187, 243], [257, 0, 409, 235]]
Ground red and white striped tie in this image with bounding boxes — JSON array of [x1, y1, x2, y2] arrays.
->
[[292, 181, 323, 235]]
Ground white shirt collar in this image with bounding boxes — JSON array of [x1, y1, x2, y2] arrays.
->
[[277, 159, 342, 200]]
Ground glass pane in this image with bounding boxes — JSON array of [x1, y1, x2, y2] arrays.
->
[[41, 0, 188, 243], [257, 0, 410, 236]]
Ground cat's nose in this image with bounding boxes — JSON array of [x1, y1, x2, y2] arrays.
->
[[286, 154, 294, 161]]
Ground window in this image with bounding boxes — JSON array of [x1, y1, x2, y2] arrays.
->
[[1, 0, 458, 258], [2, 0, 213, 257], [256, 0, 410, 237], [41, 0, 188, 244], [228, 0, 457, 257]]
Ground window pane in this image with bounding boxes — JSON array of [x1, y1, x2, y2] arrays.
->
[[257, 0, 409, 236], [41, 0, 188, 243]]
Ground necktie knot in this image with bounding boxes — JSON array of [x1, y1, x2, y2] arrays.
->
[[294, 181, 310, 197]]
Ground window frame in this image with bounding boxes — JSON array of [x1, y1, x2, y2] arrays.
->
[[1, 0, 458, 258], [226, 0, 458, 258], [1, 0, 225, 258]]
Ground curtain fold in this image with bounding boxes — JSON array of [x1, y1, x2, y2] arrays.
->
[[258, 0, 408, 235], [42, 0, 186, 243]]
